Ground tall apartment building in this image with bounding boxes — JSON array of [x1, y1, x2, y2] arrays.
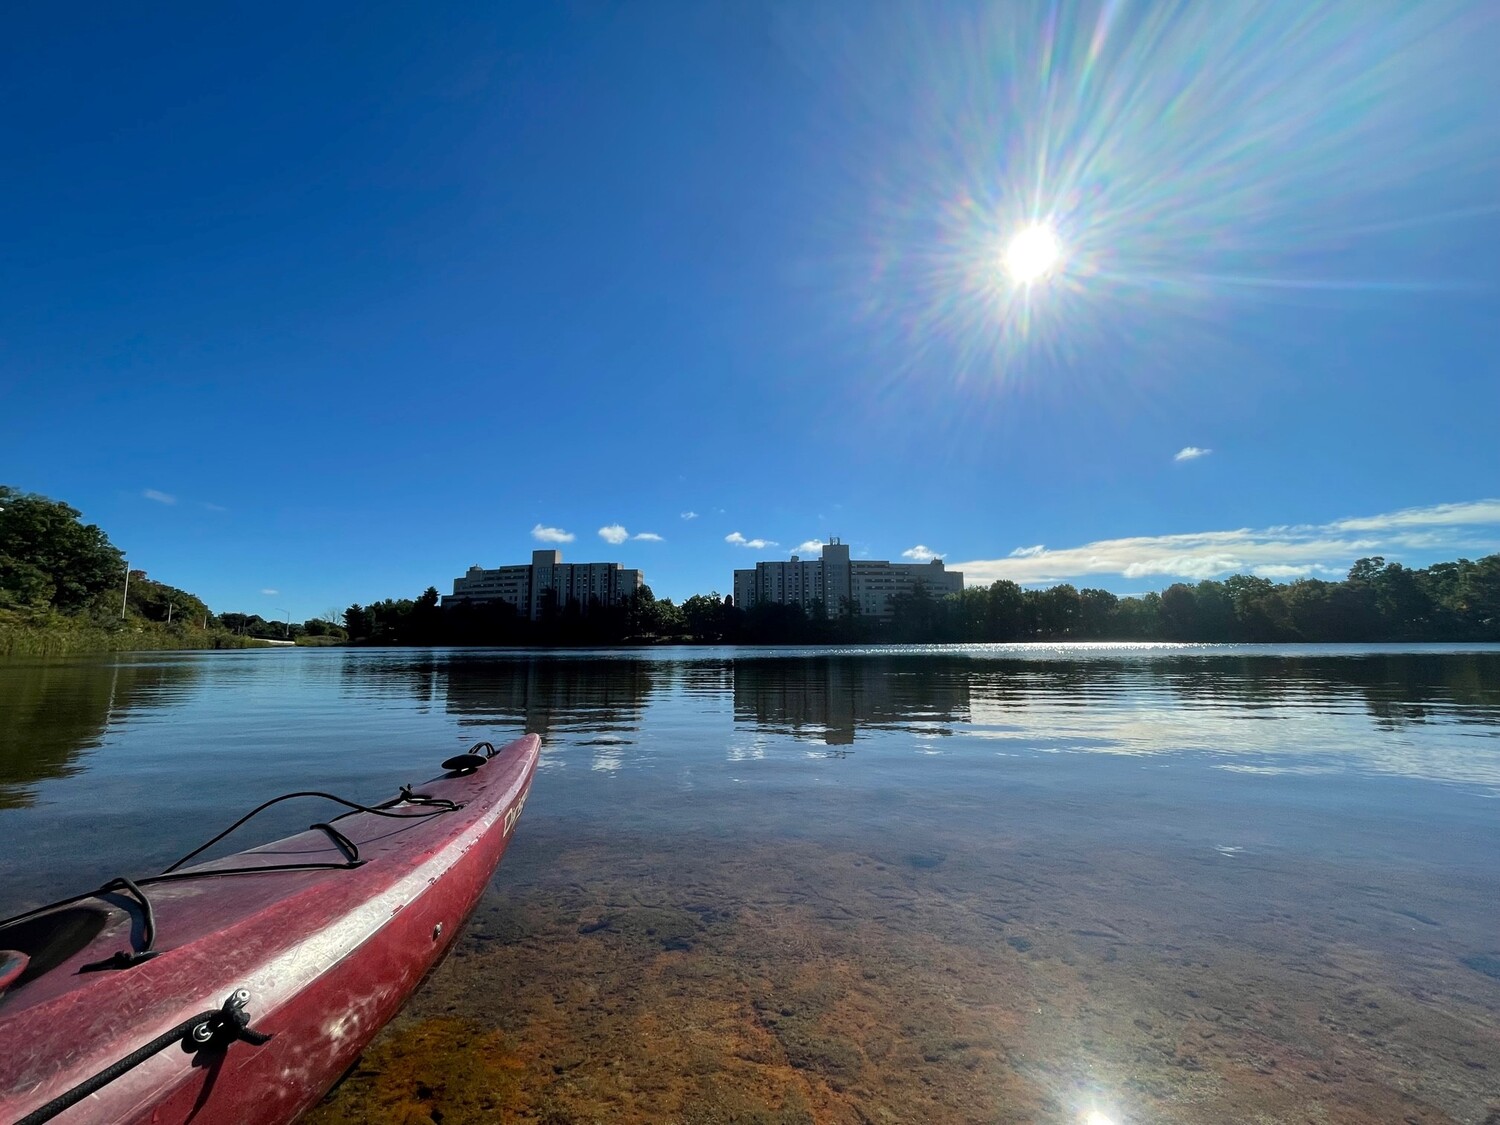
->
[[733, 539, 962, 618], [444, 550, 643, 620]]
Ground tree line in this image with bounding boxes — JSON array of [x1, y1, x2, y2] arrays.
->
[[342, 554, 1500, 646], [342, 586, 732, 646], [6, 485, 1496, 650], [0, 486, 343, 644]]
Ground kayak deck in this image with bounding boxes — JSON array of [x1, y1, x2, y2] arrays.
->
[[0, 734, 539, 1125]]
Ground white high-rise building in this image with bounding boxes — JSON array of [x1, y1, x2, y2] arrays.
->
[[444, 550, 643, 620], [733, 539, 962, 618]]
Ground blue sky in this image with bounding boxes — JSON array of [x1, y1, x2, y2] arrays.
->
[[4, 1, 1499, 619]]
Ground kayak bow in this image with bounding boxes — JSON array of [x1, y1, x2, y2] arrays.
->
[[0, 734, 539, 1125]]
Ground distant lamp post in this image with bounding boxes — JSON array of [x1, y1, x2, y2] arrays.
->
[[277, 608, 291, 638], [121, 561, 131, 619]]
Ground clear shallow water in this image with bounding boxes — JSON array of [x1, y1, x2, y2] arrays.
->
[[3, 644, 1500, 1123]]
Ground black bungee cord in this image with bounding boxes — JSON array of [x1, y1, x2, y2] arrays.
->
[[0, 741, 503, 1123]]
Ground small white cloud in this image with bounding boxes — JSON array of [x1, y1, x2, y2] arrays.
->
[[1174, 446, 1212, 462], [726, 531, 779, 550], [199, 501, 228, 512], [598, 524, 630, 545], [143, 489, 177, 505], [902, 545, 943, 562], [632, 532, 664, 542], [532, 524, 575, 544], [681, 511, 698, 520], [793, 539, 825, 554], [1009, 545, 1046, 557], [260, 588, 280, 596]]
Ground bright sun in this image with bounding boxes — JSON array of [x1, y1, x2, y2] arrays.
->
[[1003, 223, 1062, 284]]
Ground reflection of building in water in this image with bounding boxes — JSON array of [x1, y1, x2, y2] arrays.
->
[[733, 539, 962, 618], [443, 550, 643, 620], [441, 656, 657, 738], [733, 657, 972, 745], [0, 658, 204, 809]]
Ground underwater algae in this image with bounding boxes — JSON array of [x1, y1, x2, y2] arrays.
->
[[307, 824, 1500, 1124]]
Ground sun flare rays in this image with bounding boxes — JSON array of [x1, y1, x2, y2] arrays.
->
[[828, 0, 1500, 389]]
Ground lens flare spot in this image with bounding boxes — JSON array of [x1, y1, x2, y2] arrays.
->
[[1083, 1112, 1117, 1125], [1003, 224, 1063, 284]]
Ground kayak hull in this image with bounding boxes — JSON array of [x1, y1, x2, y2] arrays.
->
[[0, 734, 540, 1125]]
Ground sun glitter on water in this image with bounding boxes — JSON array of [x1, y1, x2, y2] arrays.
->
[[1003, 223, 1063, 284]]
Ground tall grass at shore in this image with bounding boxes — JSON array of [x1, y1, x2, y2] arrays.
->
[[0, 610, 273, 657]]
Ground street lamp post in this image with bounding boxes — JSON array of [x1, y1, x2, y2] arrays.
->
[[277, 609, 291, 638], [121, 561, 130, 619]]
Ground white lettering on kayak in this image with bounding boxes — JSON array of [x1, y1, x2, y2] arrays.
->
[[503, 783, 531, 837]]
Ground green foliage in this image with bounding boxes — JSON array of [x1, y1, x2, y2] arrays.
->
[[125, 574, 210, 626], [0, 485, 270, 654], [0, 556, 55, 609], [0, 609, 268, 657], [680, 593, 730, 642], [343, 604, 373, 638], [0, 487, 125, 611]]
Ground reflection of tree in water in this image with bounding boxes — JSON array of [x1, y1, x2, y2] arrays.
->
[[335, 651, 445, 707], [962, 650, 1500, 733], [0, 658, 203, 809], [1153, 652, 1500, 730], [733, 656, 973, 745], [677, 658, 733, 700], [439, 656, 658, 738]]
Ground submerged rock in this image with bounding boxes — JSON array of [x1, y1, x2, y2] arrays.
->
[[576, 907, 702, 951]]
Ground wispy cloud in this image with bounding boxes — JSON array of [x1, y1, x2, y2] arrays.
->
[[260, 588, 280, 596], [1255, 564, 1323, 579], [902, 544, 943, 562], [680, 511, 698, 521], [532, 524, 575, 544], [632, 532, 664, 542], [1174, 446, 1212, 462], [954, 499, 1500, 586], [199, 501, 228, 513], [1329, 500, 1500, 533], [793, 539, 825, 554], [143, 489, 177, 505], [726, 531, 779, 550]]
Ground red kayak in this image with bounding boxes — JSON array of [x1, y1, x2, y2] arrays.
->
[[0, 734, 540, 1124]]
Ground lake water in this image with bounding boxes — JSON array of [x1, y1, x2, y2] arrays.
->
[[3, 645, 1499, 1123]]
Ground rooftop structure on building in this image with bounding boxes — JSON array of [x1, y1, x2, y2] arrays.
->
[[443, 550, 643, 620], [732, 539, 962, 619]]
